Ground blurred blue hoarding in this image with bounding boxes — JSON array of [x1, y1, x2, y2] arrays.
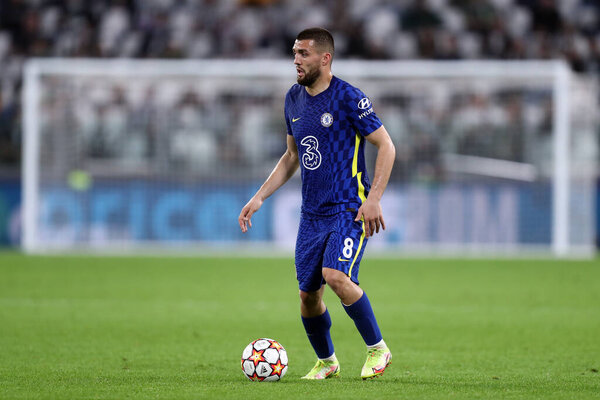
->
[[35, 181, 552, 249], [0, 180, 20, 246]]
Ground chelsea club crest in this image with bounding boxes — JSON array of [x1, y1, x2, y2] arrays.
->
[[320, 112, 333, 127]]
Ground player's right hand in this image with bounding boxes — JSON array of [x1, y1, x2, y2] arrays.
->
[[238, 197, 263, 233]]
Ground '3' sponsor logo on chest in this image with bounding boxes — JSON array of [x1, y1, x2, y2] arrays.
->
[[300, 136, 322, 170]]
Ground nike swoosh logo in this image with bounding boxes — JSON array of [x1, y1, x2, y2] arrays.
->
[[292, 117, 301, 122], [338, 257, 350, 262]]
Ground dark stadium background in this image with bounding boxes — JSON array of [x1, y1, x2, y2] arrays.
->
[[1, 0, 600, 247]]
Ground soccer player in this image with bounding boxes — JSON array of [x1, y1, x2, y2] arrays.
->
[[238, 27, 395, 380]]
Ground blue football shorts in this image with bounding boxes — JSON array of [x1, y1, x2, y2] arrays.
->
[[295, 211, 368, 293]]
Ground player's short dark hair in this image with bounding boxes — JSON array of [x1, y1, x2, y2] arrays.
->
[[296, 27, 335, 58]]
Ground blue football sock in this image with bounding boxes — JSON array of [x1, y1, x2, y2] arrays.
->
[[301, 309, 334, 359], [342, 292, 383, 346]]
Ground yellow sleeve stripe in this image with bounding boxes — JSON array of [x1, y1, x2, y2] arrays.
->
[[352, 132, 360, 177], [348, 133, 367, 278], [352, 133, 367, 202], [357, 172, 367, 203]]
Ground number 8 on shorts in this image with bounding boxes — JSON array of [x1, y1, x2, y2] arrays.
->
[[342, 238, 354, 258]]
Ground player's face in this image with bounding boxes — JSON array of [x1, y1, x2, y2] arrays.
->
[[293, 39, 323, 87]]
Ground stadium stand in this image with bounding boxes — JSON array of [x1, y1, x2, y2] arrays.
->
[[1, 0, 599, 172]]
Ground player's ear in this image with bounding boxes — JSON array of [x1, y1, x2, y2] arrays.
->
[[322, 52, 332, 67]]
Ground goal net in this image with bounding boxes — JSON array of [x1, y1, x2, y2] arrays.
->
[[22, 59, 597, 256]]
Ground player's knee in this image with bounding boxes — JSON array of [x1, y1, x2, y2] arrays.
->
[[299, 290, 320, 308], [322, 268, 348, 292]]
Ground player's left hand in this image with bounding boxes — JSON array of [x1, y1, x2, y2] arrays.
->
[[355, 198, 386, 238]]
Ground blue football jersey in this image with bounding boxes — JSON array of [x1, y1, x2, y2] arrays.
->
[[284, 76, 383, 216]]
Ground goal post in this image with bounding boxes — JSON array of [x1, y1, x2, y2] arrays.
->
[[21, 58, 597, 257]]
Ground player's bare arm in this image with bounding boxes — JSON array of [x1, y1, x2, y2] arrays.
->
[[238, 135, 299, 233], [355, 125, 395, 238]]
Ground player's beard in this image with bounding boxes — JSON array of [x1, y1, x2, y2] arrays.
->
[[297, 67, 320, 87]]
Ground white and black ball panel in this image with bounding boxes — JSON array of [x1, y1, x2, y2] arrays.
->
[[279, 349, 288, 365], [255, 361, 273, 378], [242, 360, 255, 377], [253, 339, 271, 351], [241, 338, 288, 381], [242, 343, 253, 360], [263, 348, 279, 364]]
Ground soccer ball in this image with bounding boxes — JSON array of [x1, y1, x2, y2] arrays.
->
[[241, 338, 288, 381]]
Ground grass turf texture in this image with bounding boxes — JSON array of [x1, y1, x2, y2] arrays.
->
[[0, 253, 599, 399]]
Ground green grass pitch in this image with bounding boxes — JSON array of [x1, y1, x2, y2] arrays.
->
[[1, 252, 599, 399]]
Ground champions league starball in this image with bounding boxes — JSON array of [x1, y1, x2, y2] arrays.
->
[[241, 338, 288, 381]]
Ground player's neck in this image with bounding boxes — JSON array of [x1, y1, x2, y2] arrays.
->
[[305, 71, 333, 97]]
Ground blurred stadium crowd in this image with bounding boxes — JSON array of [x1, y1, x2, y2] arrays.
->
[[1, 0, 600, 174]]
